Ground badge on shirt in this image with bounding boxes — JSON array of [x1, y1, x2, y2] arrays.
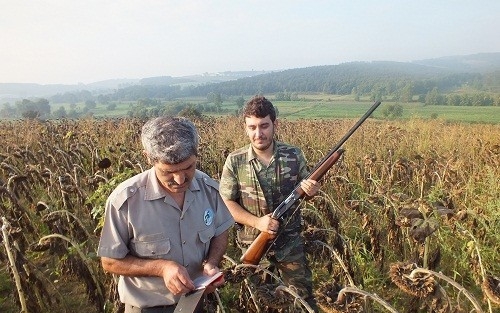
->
[[203, 208, 214, 226]]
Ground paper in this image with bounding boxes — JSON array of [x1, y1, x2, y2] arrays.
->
[[192, 271, 223, 290], [174, 289, 205, 313]]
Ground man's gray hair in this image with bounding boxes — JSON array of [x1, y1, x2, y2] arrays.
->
[[141, 116, 199, 164]]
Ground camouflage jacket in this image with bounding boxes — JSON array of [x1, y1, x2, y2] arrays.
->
[[219, 141, 309, 245]]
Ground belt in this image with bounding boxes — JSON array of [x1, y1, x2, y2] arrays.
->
[[125, 304, 175, 313]]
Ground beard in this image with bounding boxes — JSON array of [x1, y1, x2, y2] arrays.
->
[[252, 136, 273, 152]]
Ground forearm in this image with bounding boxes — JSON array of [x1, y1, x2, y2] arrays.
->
[[204, 230, 229, 267], [101, 255, 173, 278], [223, 199, 260, 228], [223, 199, 278, 234]]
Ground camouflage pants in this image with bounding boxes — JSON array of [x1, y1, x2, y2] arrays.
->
[[269, 244, 317, 311], [240, 236, 318, 312]]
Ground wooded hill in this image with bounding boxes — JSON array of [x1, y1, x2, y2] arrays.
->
[[1, 53, 500, 104], [101, 52, 500, 102]]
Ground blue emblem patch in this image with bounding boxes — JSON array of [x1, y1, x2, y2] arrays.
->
[[203, 208, 214, 226]]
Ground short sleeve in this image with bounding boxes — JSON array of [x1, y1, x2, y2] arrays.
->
[[97, 194, 131, 259], [219, 157, 240, 201]]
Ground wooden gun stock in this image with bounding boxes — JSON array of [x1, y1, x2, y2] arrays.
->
[[240, 101, 382, 265], [240, 231, 273, 265]]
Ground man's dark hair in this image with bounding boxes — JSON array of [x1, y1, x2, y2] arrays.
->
[[242, 96, 276, 122]]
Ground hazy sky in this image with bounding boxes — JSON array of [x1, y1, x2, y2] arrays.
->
[[1, 0, 499, 85]]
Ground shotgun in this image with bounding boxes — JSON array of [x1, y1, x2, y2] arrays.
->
[[240, 100, 382, 265]]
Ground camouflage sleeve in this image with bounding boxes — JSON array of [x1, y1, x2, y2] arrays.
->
[[219, 156, 240, 201]]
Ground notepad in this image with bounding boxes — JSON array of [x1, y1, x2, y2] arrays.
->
[[192, 271, 223, 290]]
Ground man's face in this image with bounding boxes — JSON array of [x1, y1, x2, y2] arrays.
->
[[244, 115, 275, 152], [153, 155, 197, 193]]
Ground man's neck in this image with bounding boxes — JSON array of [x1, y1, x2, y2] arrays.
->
[[169, 191, 185, 209], [253, 141, 274, 166]]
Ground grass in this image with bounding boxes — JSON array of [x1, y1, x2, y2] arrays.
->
[[274, 101, 381, 119], [404, 104, 500, 123], [0, 267, 16, 313], [274, 99, 500, 123]]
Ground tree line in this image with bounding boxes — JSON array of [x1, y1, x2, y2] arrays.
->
[[2, 61, 500, 119]]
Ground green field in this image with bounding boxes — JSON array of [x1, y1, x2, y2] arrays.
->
[[274, 101, 500, 123], [403, 104, 500, 123], [50, 96, 500, 124]]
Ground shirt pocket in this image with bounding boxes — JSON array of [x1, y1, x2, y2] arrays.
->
[[198, 227, 215, 255], [130, 233, 171, 259]]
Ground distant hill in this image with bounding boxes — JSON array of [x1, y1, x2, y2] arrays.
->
[[411, 52, 500, 73], [1, 53, 499, 102], [138, 71, 269, 86], [182, 53, 500, 97], [0, 71, 269, 102]]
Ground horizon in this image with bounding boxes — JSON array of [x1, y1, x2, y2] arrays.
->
[[1, 51, 499, 87], [2, 1, 500, 85]]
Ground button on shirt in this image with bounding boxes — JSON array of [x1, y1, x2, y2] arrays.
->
[[97, 168, 234, 308]]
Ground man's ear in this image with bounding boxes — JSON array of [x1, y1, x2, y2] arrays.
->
[[274, 119, 279, 130]]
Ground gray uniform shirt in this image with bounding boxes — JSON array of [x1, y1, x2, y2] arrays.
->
[[97, 168, 234, 308]]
